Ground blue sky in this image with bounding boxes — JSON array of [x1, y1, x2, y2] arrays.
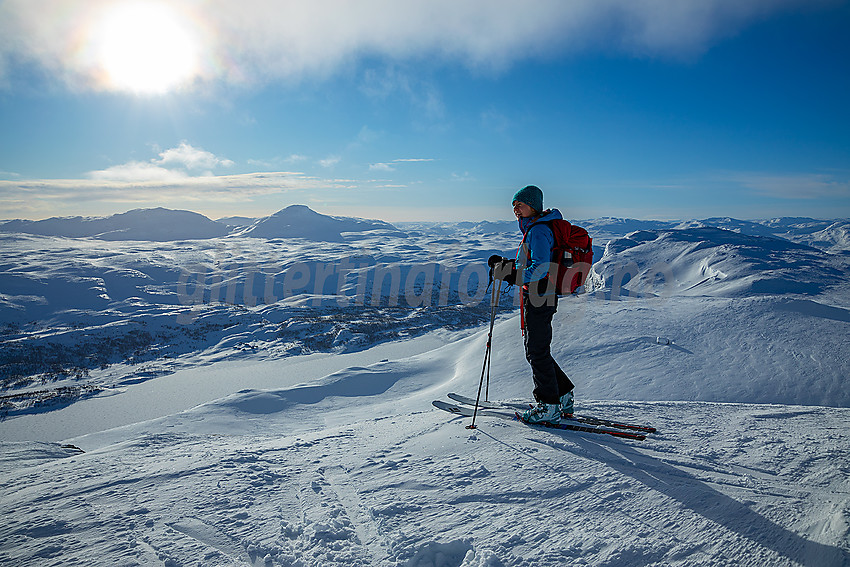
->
[[1, 0, 848, 222]]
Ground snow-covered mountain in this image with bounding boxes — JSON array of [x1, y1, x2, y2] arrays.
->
[[236, 204, 402, 240], [579, 217, 680, 236], [1, 211, 849, 566], [595, 227, 845, 297], [791, 220, 850, 254], [0, 205, 401, 242], [674, 217, 782, 238], [0, 207, 230, 241], [764, 216, 839, 235], [215, 215, 258, 229]]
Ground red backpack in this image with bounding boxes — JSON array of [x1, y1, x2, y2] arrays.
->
[[549, 219, 593, 294], [521, 217, 593, 294]]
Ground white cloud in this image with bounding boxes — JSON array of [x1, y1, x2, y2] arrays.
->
[[451, 171, 474, 182], [246, 154, 309, 168], [87, 143, 233, 181], [370, 158, 434, 171], [0, 169, 22, 180], [154, 141, 234, 171], [319, 156, 341, 168], [0, 0, 833, 91], [87, 161, 188, 183], [360, 67, 446, 126]]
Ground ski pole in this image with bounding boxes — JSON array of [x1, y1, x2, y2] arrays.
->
[[485, 280, 504, 401], [467, 277, 502, 430]]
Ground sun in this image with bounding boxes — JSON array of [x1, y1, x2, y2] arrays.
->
[[93, 2, 199, 94]]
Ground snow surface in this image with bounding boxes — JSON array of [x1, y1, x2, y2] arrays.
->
[[1, 206, 849, 566]]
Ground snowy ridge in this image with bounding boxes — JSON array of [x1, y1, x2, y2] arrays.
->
[[595, 227, 847, 297], [794, 221, 850, 255]]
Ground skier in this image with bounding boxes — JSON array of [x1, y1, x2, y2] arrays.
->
[[489, 185, 575, 424]]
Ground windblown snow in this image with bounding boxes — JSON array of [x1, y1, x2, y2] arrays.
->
[[1, 206, 849, 566]]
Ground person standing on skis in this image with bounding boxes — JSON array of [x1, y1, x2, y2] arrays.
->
[[488, 185, 575, 424]]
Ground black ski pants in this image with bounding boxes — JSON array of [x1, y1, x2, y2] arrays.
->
[[523, 294, 574, 405]]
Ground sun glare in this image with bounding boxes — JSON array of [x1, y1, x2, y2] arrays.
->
[[94, 2, 199, 94]]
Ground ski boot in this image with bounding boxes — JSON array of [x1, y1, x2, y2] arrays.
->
[[521, 402, 561, 424], [560, 391, 574, 418]]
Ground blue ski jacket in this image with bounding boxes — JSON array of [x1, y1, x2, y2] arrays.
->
[[517, 208, 562, 285]]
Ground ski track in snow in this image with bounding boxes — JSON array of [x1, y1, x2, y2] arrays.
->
[[1, 403, 848, 566], [1, 210, 849, 566]]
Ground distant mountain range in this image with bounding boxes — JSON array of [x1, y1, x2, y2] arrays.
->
[[0, 208, 229, 241], [1, 206, 847, 252], [0, 205, 400, 242]]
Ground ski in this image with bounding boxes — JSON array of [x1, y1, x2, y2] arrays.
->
[[432, 400, 516, 420], [446, 392, 657, 434], [447, 392, 530, 411], [432, 400, 647, 441], [513, 412, 647, 440]]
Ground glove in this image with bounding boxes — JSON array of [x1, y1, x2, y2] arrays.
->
[[487, 254, 505, 267], [488, 255, 517, 285]]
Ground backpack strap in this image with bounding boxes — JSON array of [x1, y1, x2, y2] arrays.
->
[[516, 214, 551, 335], [515, 214, 552, 260]]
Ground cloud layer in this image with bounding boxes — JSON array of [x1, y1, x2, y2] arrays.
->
[[0, 142, 335, 217], [0, 171, 345, 218], [0, 0, 831, 91], [85, 142, 233, 182], [729, 172, 850, 200]]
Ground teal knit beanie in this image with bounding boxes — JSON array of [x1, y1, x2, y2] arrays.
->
[[512, 185, 543, 213]]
